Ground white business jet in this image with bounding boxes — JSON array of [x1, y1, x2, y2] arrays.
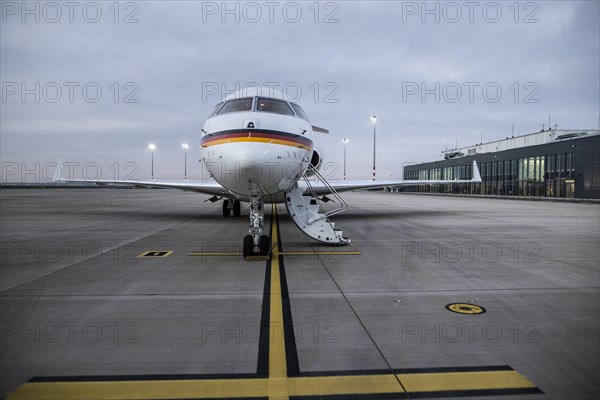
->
[[55, 87, 481, 258]]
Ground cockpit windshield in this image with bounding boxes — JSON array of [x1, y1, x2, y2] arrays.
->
[[208, 102, 224, 117], [217, 98, 253, 115], [256, 97, 294, 116], [211, 96, 309, 120], [290, 103, 309, 121]]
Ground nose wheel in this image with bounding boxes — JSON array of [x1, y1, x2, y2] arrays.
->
[[243, 234, 269, 258], [243, 195, 270, 259]]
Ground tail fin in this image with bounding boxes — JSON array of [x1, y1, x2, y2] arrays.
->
[[52, 159, 66, 182], [471, 160, 482, 182]]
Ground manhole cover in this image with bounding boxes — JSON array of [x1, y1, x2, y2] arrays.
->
[[445, 303, 486, 315]]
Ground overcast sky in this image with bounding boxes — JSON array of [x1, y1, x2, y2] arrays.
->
[[1, 0, 599, 181]]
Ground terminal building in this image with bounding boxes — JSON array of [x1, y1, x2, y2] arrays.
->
[[402, 128, 600, 199]]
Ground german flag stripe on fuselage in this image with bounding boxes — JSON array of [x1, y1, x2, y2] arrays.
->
[[200, 129, 314, 151]]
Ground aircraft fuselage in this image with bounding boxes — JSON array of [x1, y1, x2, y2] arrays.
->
[[200, 94, 314, 199]]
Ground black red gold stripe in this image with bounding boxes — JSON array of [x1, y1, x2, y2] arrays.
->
[[200, 129, 313, 151]]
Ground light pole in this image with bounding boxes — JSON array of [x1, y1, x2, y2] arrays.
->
[[370, 115, 377, 180], [182, 143, 189, 180], [148, 143, 156, 179], [342, 138, 348, 180]]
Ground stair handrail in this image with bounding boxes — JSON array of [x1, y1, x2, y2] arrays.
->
[[303, 165, 348, 218]]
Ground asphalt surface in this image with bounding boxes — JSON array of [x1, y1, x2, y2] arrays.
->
[[1, 189, 598, 399]]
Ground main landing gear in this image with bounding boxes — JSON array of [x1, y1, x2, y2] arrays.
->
[[243, 195, 269, 258]]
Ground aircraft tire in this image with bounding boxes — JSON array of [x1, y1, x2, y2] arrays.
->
[[259, 235, 270, 255], [233, 200, 241, 217], [243, 235, 254, 258]]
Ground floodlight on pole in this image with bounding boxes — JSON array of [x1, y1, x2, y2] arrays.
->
[[182, 143, 189, 180], [370, 116, 377, 180], [148, 143, 156, 179], [342, 138, 348, 180]]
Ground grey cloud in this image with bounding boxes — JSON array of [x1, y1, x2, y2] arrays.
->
[[1, 0, 598, 181]]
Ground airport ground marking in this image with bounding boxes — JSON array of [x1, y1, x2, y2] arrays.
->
[[446, 303, 487, 315], [7, 206, 541, 400], [188, 252, 243, 256], [137, 250, 173, 258], [187, 251, 361, 257], [279, 251, 361, 256], [267, 203, 290, 399], [8, 368, 540, 400]]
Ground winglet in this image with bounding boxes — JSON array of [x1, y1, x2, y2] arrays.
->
[[52, 159, 66, 182], [472, 160, 482, 182]]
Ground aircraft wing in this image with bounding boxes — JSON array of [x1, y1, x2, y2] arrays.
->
[[93, 179, 228, 195], [52, 159, 481, 198], [302, 160, 482, 196], [51, 161, 228, 195]]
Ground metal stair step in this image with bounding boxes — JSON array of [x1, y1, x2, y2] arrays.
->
[[285, 183, 349, 245]]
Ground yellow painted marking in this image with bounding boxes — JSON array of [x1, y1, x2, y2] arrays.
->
[[245, 255, 270, 262], [188, 252, 243, 256], [188, 252, 360, 257], [268, 204, 289, 400], [288, 375, 403, 396], [446, 303, 486, 315], [280, 251, 361, 256], [137, 251, 173, 258], [6, 379, 268, 400], [398, 370, 537, 392], [7, 370, 539, 400]]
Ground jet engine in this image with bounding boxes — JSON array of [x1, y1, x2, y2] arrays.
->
[[305, 148, 322, 177]]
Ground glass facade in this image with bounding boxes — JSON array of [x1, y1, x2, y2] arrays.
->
[[403, 135, 599, 199]]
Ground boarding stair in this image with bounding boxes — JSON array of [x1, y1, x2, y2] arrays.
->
[[284, 166, 350, 245]]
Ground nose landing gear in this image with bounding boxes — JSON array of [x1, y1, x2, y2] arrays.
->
[[243, 234, 269, 259], [222, 197, 269, 259], [243, 195, 270, 259]]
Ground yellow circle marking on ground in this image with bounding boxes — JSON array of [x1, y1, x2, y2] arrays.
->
[[445, 303, 487, 315]]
